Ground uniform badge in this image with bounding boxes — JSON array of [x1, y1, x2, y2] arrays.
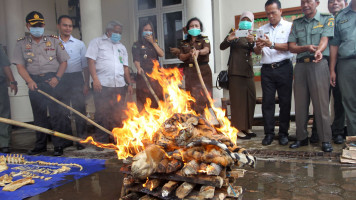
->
[[27, 58, 33, 63], [27, 52, 32, 56], [141, 45, 146, 49], [46, 41, 52, 47], [144, 54, 147, 59], [198, 43, 201, 45], [59, 42, 65, 50], [26, 44, 32, 49], [327, 20, 334, 27], [204, 39, 210, 44], [49, 56, 53, 61]]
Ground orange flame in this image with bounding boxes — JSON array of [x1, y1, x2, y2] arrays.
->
[[82, 60, 238, 159], [117, 95, 121, 102]]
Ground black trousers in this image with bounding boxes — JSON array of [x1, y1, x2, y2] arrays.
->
[[261, 61, 293, 136], [29, 73, 69, 149], [93, 86, 127, 143], [57, 72, 87, 140]]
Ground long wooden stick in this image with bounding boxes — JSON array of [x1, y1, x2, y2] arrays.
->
[[140, 71, 160, 105], [0, 117, 82, 142], [193, 56, 224, 127], [0, 117, 119, 151], [37, 89, 113, 136]]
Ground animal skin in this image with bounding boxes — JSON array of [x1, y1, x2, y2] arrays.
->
[[130, 114, 256, 179]]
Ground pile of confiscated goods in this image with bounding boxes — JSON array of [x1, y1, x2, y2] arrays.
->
[[340, 136, 356, 164], [0, 154, 83, 191], [119, 113, 256, 200]]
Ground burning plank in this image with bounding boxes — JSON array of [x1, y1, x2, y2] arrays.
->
[[182, 160, 199, 176], [199, 185, 215, 199], [157, 158, 169, 173], [161, 181, 179, 197], [175, 182, 195, 199], [143, 179, 161, 191], [166, 159, 183, 174]]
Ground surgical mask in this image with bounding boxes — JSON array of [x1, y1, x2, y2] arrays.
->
[[239, 21, 252, 30], [188, 28, 201, 37], [142, 31, 152, 37], [30, 27, 44, 37], [110, 32, 121, 43]]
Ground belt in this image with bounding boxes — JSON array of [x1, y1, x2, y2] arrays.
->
[[262, 59, 291, 69], [340, 55, 356, 60], [187, 62, 209, 67], [30, 72, 56, 82]]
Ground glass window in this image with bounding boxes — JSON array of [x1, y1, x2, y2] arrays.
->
[[162, 0, 181, 6], [138, 0, 156, 10], [139, 16, 158, 39], [163, 11, 182, 59]]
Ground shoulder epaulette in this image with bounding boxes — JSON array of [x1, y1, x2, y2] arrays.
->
[[321, 13, 332, 16], [202, 35, 208, 38], [17, 37, 25, 41], [49, 35, 59, 39]]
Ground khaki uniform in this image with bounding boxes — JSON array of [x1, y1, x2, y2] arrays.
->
[[288, 12, 334, 142], [0, 44, 11, 148], [220, 34, 256, 131], [330, 4, 356, 136], [132, 41, 164, 111], [179, 36, 212, 115], [12, 35, 70, 149]]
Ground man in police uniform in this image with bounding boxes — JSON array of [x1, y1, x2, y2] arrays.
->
[[330, 0, 356, 137], [288, 0, 334, 152], [12, 11, 70, 156], [0, 44, 17, 153]]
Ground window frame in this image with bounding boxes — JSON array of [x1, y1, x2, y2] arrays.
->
[[135, 0, 186, 65]]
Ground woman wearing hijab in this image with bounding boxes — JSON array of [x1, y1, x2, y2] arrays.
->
[[220, 11, 256, 139], [179, 17, 212, 115], [132, 21, 164, 111]]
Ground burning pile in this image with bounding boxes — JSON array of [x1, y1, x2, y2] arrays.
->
[[82, 60, 256, 199]]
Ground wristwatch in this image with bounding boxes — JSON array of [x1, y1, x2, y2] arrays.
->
[[55, 75, 61, 81], [269, 42, 275, 49], [10, 81, 18, 86]]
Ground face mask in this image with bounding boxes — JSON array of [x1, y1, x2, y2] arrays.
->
[[30, 27, 44, 37], [110, 32, 121, 43], [239, 21, 252, 30], [142, 31, 152, 37], [183, 34, 188, 40], [188, 28, 201, 37]]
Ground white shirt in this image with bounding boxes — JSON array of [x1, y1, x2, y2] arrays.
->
[[60, 35, 87, 73], [259, 19, 293, 64], [85, 34, 128, 87]]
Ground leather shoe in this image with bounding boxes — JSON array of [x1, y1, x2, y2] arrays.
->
[[289, 138, 308, 149], [28, 147, 47, 155], [279, 135, 289, 146], [242, 130, 256, 138], [322, 142, 333, 152], [76, 143, 85, 150], [1, 147, 10, 153], [333, 135, 344, 144], [53, 147, 64, 156], [262, 134, 274, 146], [310, 133, 319, 144], [237, 131, 251, 140]]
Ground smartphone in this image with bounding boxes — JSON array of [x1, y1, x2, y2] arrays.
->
[[235, 30, 249, 38], [256, 29, 265, 39]]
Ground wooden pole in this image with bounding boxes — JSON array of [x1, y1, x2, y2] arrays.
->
[[140, 71, 160, 106], [37, 89, 113, 136], [0, 117, 82, 142], [0, 117, 119, 150], [193, 56, 224, 127]]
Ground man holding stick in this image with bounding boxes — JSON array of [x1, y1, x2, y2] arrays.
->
[[86, 20, 133, 145], [12, 11, 70, 156], [57, 15, 89, 150], [0, 44, 17, 153]]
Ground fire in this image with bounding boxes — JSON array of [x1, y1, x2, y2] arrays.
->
[[82, 60, 238, 159]]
